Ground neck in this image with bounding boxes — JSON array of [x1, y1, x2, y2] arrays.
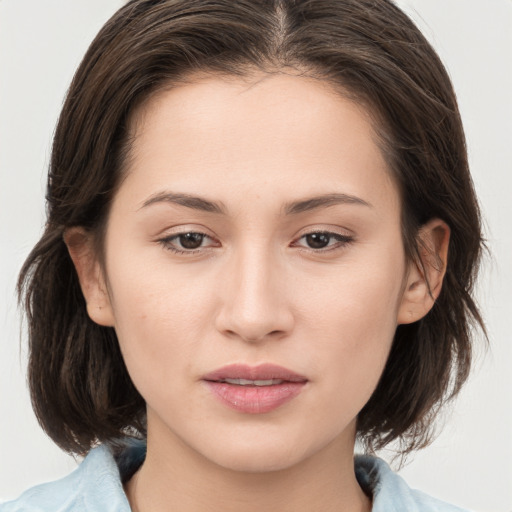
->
[[125, 422, 371, 512]]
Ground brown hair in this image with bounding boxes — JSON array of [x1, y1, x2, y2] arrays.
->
[[18, 0, 485, 456]]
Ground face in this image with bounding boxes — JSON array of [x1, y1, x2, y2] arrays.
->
[[88, 72, 413, 472]]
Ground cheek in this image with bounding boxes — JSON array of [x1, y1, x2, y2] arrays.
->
[[107, 241, 213, 325], [104, 253, 216, 387], [295, 252, 405, 393], [299, 253, 404, 336]]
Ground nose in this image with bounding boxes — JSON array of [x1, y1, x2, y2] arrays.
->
[[214, 245, 295, 343]]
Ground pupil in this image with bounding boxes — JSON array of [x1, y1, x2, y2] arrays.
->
[[180, 233, 204, 249], [306, 233, 330, 249]]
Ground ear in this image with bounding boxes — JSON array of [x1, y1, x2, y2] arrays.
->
[[63, 227, 115, 327], [397, 219, 450, 325]]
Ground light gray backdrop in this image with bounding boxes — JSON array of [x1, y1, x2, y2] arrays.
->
[[1, 1, 511, 510]]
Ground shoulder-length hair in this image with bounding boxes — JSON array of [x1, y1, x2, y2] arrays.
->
[[18, 0, 485, 456]]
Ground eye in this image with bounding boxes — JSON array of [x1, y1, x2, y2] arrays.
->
[[159, 231, 218, 254], [294, 231, 353, 251]]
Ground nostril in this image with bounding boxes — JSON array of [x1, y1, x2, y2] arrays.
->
[[214, 288, 295, 343], [222, 329, 286, 343]]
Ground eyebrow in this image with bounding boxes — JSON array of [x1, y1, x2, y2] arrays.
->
[[140, 192, 226, 214], [283, 193, 372, 215], [139, 191, 372, 215]]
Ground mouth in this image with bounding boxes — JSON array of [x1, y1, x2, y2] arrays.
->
[[216, 378, 288, 386], [202, 364, 308, 414]]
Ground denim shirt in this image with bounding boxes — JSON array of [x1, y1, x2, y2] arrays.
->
[[0, 441, 470, 511]]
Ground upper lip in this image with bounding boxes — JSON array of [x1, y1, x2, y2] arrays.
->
[[202, 363, 308, 383]]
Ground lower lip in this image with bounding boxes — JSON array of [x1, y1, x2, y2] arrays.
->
[[204, 381, 306, 414]]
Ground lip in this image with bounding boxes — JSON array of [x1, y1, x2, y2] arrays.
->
[[202, 364, 308, 414]]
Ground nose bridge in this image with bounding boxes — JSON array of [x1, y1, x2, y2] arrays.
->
[[216, 240, 293, 342]]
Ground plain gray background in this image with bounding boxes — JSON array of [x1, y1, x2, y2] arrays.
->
[[1, 1, 511, 510]]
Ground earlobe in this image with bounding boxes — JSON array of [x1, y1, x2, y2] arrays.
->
[[397, 219, 450, 325], [63, 227, 115, 327]]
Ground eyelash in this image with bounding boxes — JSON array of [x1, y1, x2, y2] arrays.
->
[[158, 232, 214, 255], [158, 230, 354, 255], [292, 231, 354, 252]]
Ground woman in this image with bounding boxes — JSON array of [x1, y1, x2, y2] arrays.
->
[[1, 0, 485, 510]]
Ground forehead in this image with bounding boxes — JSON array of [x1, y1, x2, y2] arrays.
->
[[122, 71, 398, 215], [133, 70, 373, 148]]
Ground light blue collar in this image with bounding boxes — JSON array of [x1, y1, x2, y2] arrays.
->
[[1, 441, 470, 511]]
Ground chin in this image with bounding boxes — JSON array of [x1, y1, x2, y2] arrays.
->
[[194, 427, 329, 474], [210, 443, 307, 474]]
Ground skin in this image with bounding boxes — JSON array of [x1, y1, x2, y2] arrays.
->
[[67, 70, 449, 512]]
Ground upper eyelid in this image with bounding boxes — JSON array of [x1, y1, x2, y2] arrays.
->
[[157, 224, 215, 239], [292, 231, 353, 247], [159, 228, 351, 238], [158, 233, 218, 255], [293, 226, 355, 240], [163, 231, 211, 239], [157, 227, 354, 247], [298, 231, 352, 240], [161, 232, 216, 245]]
